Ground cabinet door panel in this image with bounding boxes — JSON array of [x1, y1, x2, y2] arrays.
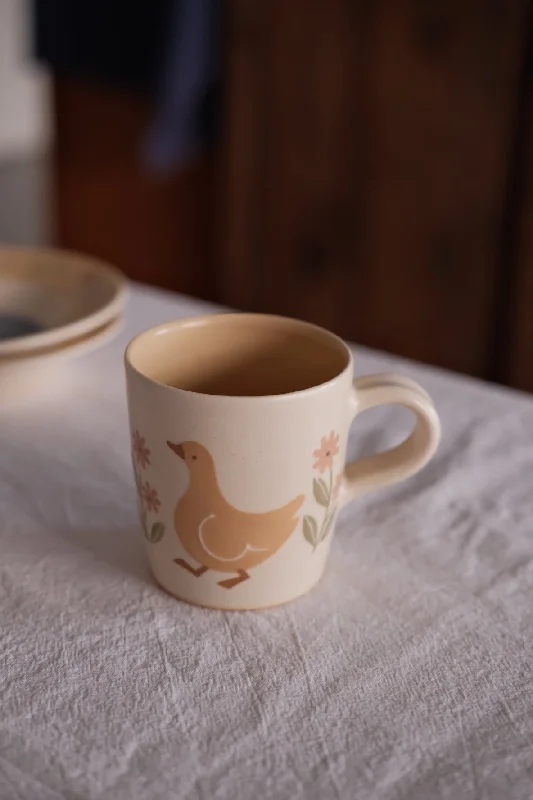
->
[[508, 83, 533, 392], [222, 0, 529, 376], [53, 78, 215, 299]]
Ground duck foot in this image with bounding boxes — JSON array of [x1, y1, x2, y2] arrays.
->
[[174, 559, 208, 578], [218, 570, 250, 589]]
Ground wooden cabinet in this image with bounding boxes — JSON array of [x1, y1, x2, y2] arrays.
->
[[51, 1, 533, 389], [221, 0, 530, 379], [52, 78, 217, 302], [508, 37, 533, 392]]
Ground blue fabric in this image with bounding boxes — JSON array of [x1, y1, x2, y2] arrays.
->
[[33, 0, 221, 171], [145, 0, 221, 170]]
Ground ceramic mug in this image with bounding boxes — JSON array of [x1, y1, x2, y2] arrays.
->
[[125, 313, 441, 610]]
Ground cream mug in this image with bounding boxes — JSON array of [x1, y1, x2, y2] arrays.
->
[[125, 313, 441, 610]]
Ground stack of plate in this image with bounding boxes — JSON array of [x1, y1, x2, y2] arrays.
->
[[0, 247, 127, 399]]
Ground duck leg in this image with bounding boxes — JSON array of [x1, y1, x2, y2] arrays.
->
[[218, 570, 250, 589], [174, 558, 208, 577]]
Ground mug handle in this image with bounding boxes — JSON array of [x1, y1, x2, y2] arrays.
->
[[340, 373, 441, 505]]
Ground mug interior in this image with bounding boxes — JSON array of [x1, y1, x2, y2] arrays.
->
[[126, 314, 350, 397]]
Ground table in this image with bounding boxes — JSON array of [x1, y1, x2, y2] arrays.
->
[[2, 285, 533, 800]]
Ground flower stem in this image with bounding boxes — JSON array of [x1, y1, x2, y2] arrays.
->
[[316, 468, 333, 544], [320, 469, 335, 545]]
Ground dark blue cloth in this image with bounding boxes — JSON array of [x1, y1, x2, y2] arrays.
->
[[145, 0, 221, 170], [33, 0, 221, 170], [33, 0, 172, 91]]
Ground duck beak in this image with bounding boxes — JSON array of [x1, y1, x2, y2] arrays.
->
[[167, 441, 185, 459]]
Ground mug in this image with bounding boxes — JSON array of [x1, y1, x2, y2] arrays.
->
[[125, 313, 441, 610]]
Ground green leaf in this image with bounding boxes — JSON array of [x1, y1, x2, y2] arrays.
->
[[148, 522, 165, 543], [303, 515, 319, 547], [313, 477, 330, 506], [320, 507, 337, 542]]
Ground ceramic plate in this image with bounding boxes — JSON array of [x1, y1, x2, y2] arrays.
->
[[0, 246, 127, 356]]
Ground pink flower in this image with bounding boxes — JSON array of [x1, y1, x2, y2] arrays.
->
[[313, 431, 339, 473], [142, 481, 160, 513], [132, 430, 151, 469], [332, 472, 343, 500]]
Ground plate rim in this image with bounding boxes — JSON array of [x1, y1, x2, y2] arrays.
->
[[0, 246, 128, 356]]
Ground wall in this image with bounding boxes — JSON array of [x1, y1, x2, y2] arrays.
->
[[0, 0, 50, 159]]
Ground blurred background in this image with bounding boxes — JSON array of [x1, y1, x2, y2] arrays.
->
[[1, 0, 533, 390]]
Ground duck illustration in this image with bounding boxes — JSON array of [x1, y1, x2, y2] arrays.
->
[[167, 441, 304, 589]]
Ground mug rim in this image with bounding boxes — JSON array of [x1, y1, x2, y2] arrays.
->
[[125, 312, 353, 401]]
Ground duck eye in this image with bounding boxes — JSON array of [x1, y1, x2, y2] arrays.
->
[[192, 455, 197, 460]]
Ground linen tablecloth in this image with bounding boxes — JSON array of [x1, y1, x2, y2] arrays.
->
[[1, 285, 533, 800]]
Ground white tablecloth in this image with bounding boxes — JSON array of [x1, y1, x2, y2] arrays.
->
[[2, 285, 533, 800]]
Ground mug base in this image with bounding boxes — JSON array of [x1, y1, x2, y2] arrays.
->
[[153, 573, 324, 611]]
